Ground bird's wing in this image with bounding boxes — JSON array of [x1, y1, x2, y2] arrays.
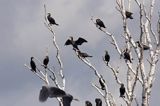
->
[[75, 37, 87, 45], [39, 87, 49, 102], [65, 39, 72, 45], [49, 87, 66, 98]]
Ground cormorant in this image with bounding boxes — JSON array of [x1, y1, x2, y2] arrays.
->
[[30, 57, 36, 72], [104, 50, 110, 65], [39, 86, 66, 102], [65, 36, 87, 50], [136, 41, 150, 50], [119, 84, 126, 98], [99, 75, 105, 90], [96, 18, 106, 30], [95, 98, 102, 106], [43, 56, 49, 68], [125, 11, 133, 19], [47, 13, 59, 26], [85, 101, 92, 106], [77, 50, 92, 58], [124, 49, 132, 63]]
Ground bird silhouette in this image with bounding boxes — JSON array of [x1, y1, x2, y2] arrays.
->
[[99, 75, 105, 90], [120, 84, 126, 98], [47, 13, 59, 26], [96, 18, 106, 30], [125, 11, 133, 19], [65, 36, 87, 50], [95, 98, 102, 106], [77, 50, 92, 58], [85, 101, 92, 106], [43, 56, 49, 68], [39, 86, 66, 102], [124, 49, 132, 63], [30, 57, 36, 72], [39, 86, 76, 106], [104, 50, 110, 65], [136, 41, 150, 50]]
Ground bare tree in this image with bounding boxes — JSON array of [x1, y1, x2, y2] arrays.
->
[[25, 0, 160, 106]]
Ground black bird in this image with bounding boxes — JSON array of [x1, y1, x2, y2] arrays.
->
[[95, 98, 102, 106], [96, 18, 106, 30], [125, 11, 133, 19], [65, 36, 87, 50], [99, 75, 105, 90], [124, 49, 132, 63], [43, 56, 49, 68], [30, 57, 36, 72], [119, 84, 126, 98], [62, 94, 73, 106], [39, 86, 66, 102], [47, 13, 59, 26], [136, 41, 150, 50], [85, 101, 92, 106], [104, 50, 110, 65], [77, 50, 92, 58]]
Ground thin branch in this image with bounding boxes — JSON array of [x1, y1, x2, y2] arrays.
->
[[43, 5, 65, 90]]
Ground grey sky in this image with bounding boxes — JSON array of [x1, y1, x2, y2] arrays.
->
[[0, 0, 160, 106]]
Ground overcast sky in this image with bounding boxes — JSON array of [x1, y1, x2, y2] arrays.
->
[[0, 0, 160, 106]]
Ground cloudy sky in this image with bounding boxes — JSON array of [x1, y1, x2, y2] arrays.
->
[[0, 0, 160, 106]]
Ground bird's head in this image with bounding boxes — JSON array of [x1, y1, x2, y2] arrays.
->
[[69, 36, 73, 40], [47, 13, 51, 16], [121, 83, 124, 87], [31, 57, 34, 60], [105, 50, 108, 54]]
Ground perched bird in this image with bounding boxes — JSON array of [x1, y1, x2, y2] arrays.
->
[[47, 13, 59, 26], [95, 98, 102, 106], [125, 11, 133, 19], [85, 101, 92, 106], [62, 94, 73, 106], [124, 49, 132, 63], [104, 50, 110, 65], [30, 57, 36, 72], [39, 86, 66, 102], [96, 18, 106, 30], [99, 75, 105, 90], [136, 41, 150, 50], [119, 84, 126, 98], [65, 36, 87, 50], [77, 50, 92, 58], [43, 56, 49, 68]]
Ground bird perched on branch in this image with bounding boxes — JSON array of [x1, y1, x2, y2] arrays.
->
[[95, 98, 102, 106], [96, 18, 106, 30], [77, 50, 92, 58], [99, 75, 105, 90], [136, 41, 150, 50], [104, 50, 110, 65], [43, 56, 49, 68], [85, 101, 92, 106], [47, 13, 59, 26], [119, 84, 126, 98], [30, 57, 36, 72], [125, 11, 133, 19], [65, 36, 87, 50], [124, 49, 132, 63]]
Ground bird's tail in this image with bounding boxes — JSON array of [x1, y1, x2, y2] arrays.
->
[[88, 56, 93, 57], [55, 23, 59, 26]]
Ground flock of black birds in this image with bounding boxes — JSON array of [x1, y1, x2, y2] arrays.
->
[[28, 11, 151, 105]]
